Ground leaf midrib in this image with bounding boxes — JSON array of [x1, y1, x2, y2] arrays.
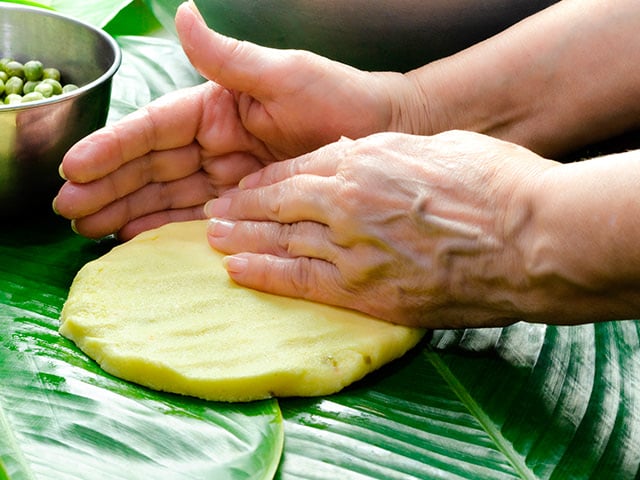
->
[[426, 348, 536, 480]]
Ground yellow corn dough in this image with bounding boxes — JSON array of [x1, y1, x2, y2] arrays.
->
[[59, 220, 425, 402]]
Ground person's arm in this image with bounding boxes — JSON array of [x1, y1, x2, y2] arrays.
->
[[204, 130, 640, 328], [520, 149, 640, 324], [400, 0, 640, 157]]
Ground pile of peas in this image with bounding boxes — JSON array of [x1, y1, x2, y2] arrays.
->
[[0, 57, 79, 105]]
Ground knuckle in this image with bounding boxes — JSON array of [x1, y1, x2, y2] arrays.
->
[[259, 187, 283, 220], [286, 257, 316, 298], [275, 223, 295, 256]]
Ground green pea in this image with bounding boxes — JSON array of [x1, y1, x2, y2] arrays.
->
[[0, 57, 13, 73], [4, 76, 23, 96], [0, 57, 82, 105], [62, 84, 79, 94], [4, 61, 24, 79], [23, 60, 43, 82], [4, 93, 22, 105], [22, 91, 45, 103], [42, 67, 60, 82], [42, 78, 63, 95], [34, 82, 54, 98], [23, 80, 39, 94]]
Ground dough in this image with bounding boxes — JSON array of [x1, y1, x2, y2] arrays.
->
[[59, 221, 425, 402]]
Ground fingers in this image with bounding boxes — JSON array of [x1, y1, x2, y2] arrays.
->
[[205, 174, 336, 225], [175, 1, 300, 97], [70, 172, 216, 239], [60, 84, 209, 184], [220, 252, 349, 311], [75, 206, 205, 241], [238, 140, 349, 189], [203, 140, 354, 223], [208, 218, 338, 261], [117, 206, 207, 241], [54, 143, 203, 219], [205, 203, 355, 316]]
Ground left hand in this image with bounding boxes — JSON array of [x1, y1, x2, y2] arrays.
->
[[205, 130, 557, 328], [53, 1, 404, 240]]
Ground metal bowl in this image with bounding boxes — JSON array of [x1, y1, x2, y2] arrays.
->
[[0, 4, 121, 218]]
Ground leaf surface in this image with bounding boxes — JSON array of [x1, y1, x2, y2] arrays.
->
[[275, 323, 640, 479], [0, 224, 283, 480], [108, 35, 204, 122]]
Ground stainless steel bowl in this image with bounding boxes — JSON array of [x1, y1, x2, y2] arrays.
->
[[0, 4, 121, 218]]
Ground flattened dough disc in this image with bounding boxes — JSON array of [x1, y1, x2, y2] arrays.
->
[[59, 220, 425, 402]]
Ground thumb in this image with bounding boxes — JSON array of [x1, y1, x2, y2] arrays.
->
[[175, 1, 283, 96]]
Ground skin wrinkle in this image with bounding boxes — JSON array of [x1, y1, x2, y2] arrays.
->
[[210, 89, 275, 169], [280, 223, 303, 258], [89, 130, 122, 182], [132, 105, 159, 159], [192, 83, 212, 177], [406, 151, 529, 321], [282, 255, 321, 301], [104, 165, 131, 206], [400, 67, 442, 136], [110, 103, 200, 219], [195, 86, 227, 159]]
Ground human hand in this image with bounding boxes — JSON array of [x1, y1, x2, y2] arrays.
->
[[54, 1, 405, 239], [205, 130, 557, 328]]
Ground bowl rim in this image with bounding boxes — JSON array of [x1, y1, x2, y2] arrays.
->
[[0, 4, 122, 112]]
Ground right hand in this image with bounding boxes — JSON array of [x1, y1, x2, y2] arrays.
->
[[53, 1, 406, 239], [205, 130, 556, 328]]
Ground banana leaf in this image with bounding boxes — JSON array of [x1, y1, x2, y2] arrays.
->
[[1, 0, 639, 478], [0, 0, 134, 28], [275, 323, 640, 479], [0, 221, 284, 480], [3, 223, 639, 479]]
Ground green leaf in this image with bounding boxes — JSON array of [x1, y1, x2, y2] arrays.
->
[[275, 323, 640, 479], [276, 347, 527, 480], [102, 0, 166, 38], [0, 0, 134, 28], [0, 1, 52, 9], [0, 0, 163, 36], [48, 0, 134, 28], [108, 35, 204, 122], [0, 222, 283, 480]]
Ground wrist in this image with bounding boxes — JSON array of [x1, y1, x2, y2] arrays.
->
[[374, 70, 438, 136], [401, 46, 530, 141], [521, 154, 640, 323]]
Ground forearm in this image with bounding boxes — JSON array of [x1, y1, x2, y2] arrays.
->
[[401, 0, 640, 157], [520, 149, 640, 324]]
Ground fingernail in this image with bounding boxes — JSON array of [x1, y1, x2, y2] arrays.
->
[[203, 196, 231, 218], [187, 0, 205, 23], [58, 163, 67, 180], [51, 196, 60, 215], [222, 254, 248, 274], [208, 217, 235, 238], [70, 219, 79, 235]]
